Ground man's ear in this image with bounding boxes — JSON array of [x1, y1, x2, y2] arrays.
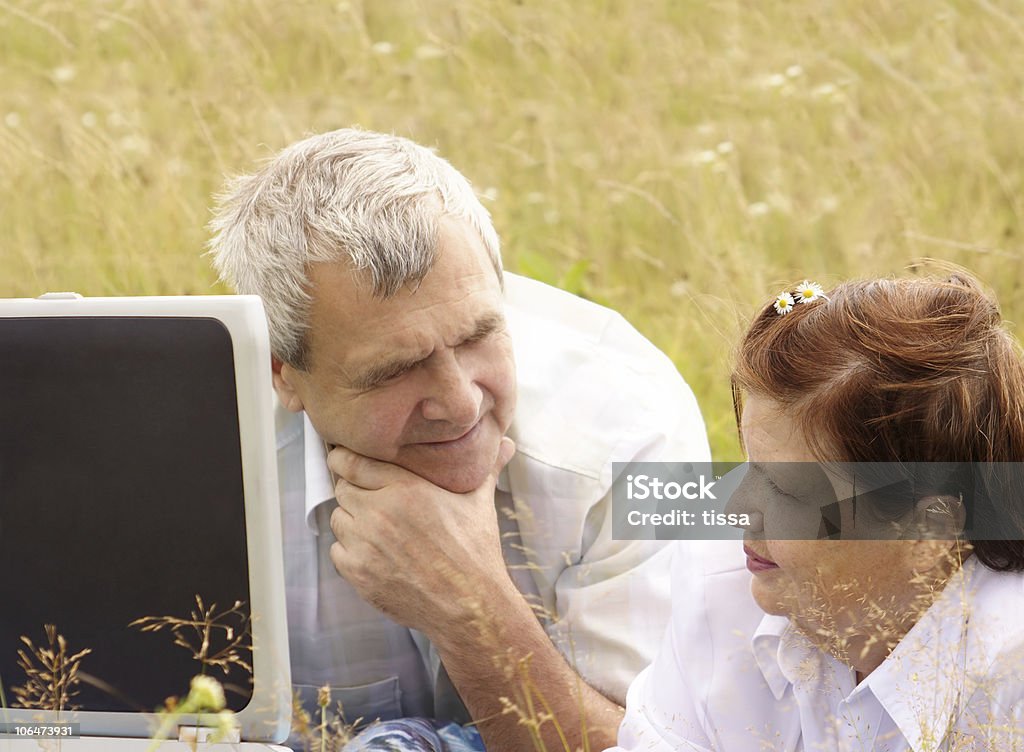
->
[[272, 356, 306, 413]]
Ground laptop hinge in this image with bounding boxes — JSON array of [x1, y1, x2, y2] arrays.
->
[[177, 724, 241, 744]]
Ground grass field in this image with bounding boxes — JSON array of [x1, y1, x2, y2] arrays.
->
[[2, 0, 1023, 459]]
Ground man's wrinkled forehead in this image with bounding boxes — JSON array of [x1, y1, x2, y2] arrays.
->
[[303, 226, 503, 374]]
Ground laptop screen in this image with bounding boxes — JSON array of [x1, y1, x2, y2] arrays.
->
[[0, 316, 254, 714]]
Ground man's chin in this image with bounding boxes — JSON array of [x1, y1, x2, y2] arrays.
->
[[411, 462, 493, 494], [398, 443, 502, 493], [397, 423, 505, 492]]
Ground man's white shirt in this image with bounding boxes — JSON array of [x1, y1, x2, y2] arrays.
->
[[276, 273, 712, 725], [610, 541, 1024, 752]]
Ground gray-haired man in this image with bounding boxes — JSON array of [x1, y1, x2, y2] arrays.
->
[[208, 129, 710, 751]]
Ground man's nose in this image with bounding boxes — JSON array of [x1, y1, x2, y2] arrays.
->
[[420, 350, 483, 426]]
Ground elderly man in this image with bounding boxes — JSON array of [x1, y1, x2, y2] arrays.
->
[[208, 128, 709, 751]]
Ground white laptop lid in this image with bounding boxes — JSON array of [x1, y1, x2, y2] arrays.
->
[[0, 294, 291, 744]]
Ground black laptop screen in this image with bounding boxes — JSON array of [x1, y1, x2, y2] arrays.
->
[[0, 316, 253, 713]]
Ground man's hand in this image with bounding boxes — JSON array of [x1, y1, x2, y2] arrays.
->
[[326, 436, 517, 636], [327, 435, 624, 751]]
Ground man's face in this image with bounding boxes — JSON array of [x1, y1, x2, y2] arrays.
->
[[275, 216, 516, 493]]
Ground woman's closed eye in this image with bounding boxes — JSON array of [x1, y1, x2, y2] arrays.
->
[[765, 475, 799, 501]]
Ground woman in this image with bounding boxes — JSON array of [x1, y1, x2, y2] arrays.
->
[[611, 272, 1024, 751]]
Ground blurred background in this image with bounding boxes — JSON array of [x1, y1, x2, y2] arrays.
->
[[2, 0, 1023, 459]]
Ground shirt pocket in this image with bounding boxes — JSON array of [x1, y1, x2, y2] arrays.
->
[[293, 676, 403, 732]]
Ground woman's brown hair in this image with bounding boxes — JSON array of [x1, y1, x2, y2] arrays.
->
[[732, 271, 1024, 570]]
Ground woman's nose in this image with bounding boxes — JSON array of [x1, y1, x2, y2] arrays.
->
[[724, 464, 765, 533]]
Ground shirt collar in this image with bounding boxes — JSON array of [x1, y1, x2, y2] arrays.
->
[[863, 556, 983, 752], [751, 613, 792, 700], [302, 412, 335, 534]]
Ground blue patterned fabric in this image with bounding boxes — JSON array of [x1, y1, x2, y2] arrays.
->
[[340, 718, 486, 751]]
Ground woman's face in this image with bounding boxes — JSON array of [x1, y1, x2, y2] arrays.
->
[[734, 396, 930, 647]]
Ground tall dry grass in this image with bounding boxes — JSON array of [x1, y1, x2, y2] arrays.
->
[[2, 0, 1023, 457]]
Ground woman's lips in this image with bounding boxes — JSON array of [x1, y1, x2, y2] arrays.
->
[[744, 545, 779, 573]]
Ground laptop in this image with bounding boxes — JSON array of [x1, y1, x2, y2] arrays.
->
[[0, 293, 292, 750]]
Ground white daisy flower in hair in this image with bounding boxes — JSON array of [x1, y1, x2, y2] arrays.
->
[[773, 291, 795, 315], [795, 280, 826, 303]]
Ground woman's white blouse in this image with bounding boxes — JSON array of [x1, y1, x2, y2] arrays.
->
[[609, 541, 1024, 752]]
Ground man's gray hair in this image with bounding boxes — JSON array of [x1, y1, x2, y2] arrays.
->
[[207, 128, 502, 369]]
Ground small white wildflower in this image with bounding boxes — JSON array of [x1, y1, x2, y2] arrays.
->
[[794, 280, 826, 304], [774, 292, 795, 315], [669, 280, 689, 298], [786, 64, 804, 78], [764, 73, 787, 88], [479, 186, 499, 202], [812, 83, 838, 99], [81, 111, 98, 128], [414, 44, 445, 60], [715, 141, 735, 155], [188, 675, 226, 711], [692, 149, 717, 165], [370, 41, 394, 55], [52, 64, 76, 83], [4, 112, 21, 128], [747, 202, 770, 217]]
